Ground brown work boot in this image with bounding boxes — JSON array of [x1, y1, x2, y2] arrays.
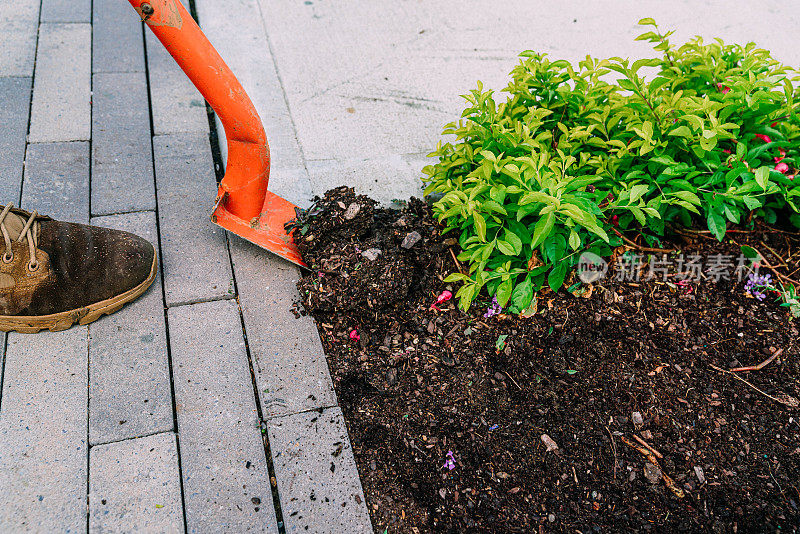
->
[[0, 204, 157, 333]]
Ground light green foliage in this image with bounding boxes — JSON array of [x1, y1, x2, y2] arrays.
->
[[424, 19, 800, 312]]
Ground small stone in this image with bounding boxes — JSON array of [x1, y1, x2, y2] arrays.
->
[[631, 411, 644, 429], [251, 497, 261, 505], [401, 231, 422, 249], [548, 513, 555, 523], [694, 466, 706, 484], [361, 248, 381, 261], [644, 462, 662, 484], [541, 434, 559, 452], [386, 368, 398, 386], [343, 203, 361, 219], [370, 460, 377, 471], [439, 488, 446, 499]]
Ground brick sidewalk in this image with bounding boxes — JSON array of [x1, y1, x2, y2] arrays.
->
[[0, 1, 370, 532]]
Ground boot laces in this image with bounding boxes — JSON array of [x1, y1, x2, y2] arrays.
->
[[0, 204, 40, 272]]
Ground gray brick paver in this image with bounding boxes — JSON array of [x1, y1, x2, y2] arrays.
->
[[0, 328, 89, 533], [168, 298, 278, 534], [153, 133, 233, 307], [89, 211, 172, 446], [93, 0, 145, 73], [0, 77, 32, 204], [194, 0, 307, 177], [230, 239, 336, 419], [0, 0, 40, 77], [268, 407, 372, 533], [28, 23, 91, 143], [40, 0, 91, 23], [21, 141, 90, 224], [144, 30, 209, 136], [89, 432, 184, 534], [91, 71, 156, 216]]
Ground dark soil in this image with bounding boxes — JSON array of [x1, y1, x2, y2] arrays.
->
[[291, 186, 800, 534]]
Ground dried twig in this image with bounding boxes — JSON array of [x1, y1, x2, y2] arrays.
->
[[503, 371, 522, 391], [731, 241, 800, 288], [761, 241, 789, 268], [612, 228, 676, 254], [449, 248, 465, 274], [620, 436, 685, 498], [604, 426, 618, 480], [633, 434, 664, 459], [730, 348, 783, 373], [679, 225, 800, 236], [710, 364, 799, 408]]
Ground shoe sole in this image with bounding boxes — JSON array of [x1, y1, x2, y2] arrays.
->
[[0, 250, 158, 334]]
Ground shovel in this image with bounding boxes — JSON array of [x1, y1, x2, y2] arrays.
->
[[127, 0, 305, 267]]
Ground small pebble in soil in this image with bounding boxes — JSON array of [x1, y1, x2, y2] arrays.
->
[[401, 231, 422, 249], [644, 462, 662, 484], [541, 434, 559, 452], [361, 248, 381, 261], [343, 203, 361, 220], [694, 466, 706, 484], [386, 368, 398, 386], [631, 411, 644, 429]]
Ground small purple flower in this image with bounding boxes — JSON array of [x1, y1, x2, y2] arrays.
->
[[444, 450, 456, 470], [489, 424, 499, 431], [744, 272, 773, 301], [484, 297, 503, 318]]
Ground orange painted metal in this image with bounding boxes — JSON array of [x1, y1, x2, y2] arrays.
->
[[128, 0, 305, 267]]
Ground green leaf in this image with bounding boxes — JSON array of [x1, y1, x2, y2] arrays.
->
[[668, 125, 693, 138], [742, 195, 762, 210], [548, 262, 568, 292], [504, 229, 524, 255], [519, 191, 555, 206], [568, 229, 581, 250], [629, 184, 649, 203], [754, 166, 770, 190], [740, 245, 760, 260], [706, 209, 727, 240], [671, 190, 701, 205], [483, 200, 508, 215], [496, 240, 515, 256], [531, 212, 555, 248], [443, 273, 470, 283], [508, 276, 534, 313], [496, 279, 513, 307], [637, 17, 656, 25], [630, 206, 646, 226], [544, 234, 567, 264], [473, 212, 487, 241]]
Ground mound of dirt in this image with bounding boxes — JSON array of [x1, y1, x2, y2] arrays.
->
[[291, 187, 800, 533]]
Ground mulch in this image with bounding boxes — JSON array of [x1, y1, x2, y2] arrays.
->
[[290, 186, 800, 533]]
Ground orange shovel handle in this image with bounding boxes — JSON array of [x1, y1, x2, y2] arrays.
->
[[128, 0, 268, 221]]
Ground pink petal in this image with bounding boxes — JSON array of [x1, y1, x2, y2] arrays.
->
[[755, 134, 772, 143], [722, 149, 732, 154], [775, 162, 790, 174], [349, 329, 360, 341]]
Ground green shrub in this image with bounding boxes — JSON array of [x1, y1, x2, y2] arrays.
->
[[422, 18, 800, 312]]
